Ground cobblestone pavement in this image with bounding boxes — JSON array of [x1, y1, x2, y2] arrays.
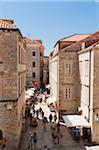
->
[[18, 97, 98, 150], [19, 119, 86, 150]]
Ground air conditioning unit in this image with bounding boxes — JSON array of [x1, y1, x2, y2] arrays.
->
[[78, 107, 82, 112], [95, 114, 99, 122]]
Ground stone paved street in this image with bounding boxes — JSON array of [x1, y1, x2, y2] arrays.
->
[[18, 96, 99, 150], [18, 99, 86, 150], [19, 120, 85, 150]]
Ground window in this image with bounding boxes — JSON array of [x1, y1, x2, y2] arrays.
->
[[65, 89, 68, 99], [66, 63, 72, 75], [32, 62, 35, 67], [32, 51, 35, 56], [85, 60, 89, 77], [65, 88, 71, 100], [32, 72, 35, 78]]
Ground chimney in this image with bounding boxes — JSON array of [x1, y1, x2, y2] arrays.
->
[[82, 42, 85, 50]]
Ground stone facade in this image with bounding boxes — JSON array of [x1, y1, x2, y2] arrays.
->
[[59, 51, 79, 114], [49, 32, 99, 143], [25, 37, 45, 88], [0, 19, 26, 150], [49, 34, 89, 117], [78, 33, 99, 143], [43, 56, 49, 84]]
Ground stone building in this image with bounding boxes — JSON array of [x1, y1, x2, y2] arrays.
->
[[78, 31, 99, 143], [43, 56, 49, 84], [0, 19, 26, 149], [49, 34, 90, 118], [49, 31, 99, 143], [24, 37, 45, 88]]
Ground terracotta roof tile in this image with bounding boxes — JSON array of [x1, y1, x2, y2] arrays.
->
[[0, 19, 16, 29], [24, 37, 45, 51], [81, 31, 99, 48]]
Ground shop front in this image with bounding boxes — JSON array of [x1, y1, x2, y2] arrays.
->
[[62, 115, 91, 141]]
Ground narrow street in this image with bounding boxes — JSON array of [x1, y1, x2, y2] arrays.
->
[[19, 93, 85, 150]]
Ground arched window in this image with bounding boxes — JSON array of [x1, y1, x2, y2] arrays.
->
[[0, 130, 3, 140]]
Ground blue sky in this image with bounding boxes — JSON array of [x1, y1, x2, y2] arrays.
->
[[0, 1, 98, 55]]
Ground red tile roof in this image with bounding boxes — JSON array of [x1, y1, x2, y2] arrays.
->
[[81, 31, 99, 48], [0, 19, 16, 29], [24, 37, 45, 51], [54, 34, 90, 48]]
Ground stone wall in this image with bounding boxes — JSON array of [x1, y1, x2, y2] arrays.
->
[[26, 43, 41, 87], [0, 31, 17, 101], [0, 30, 26, 149], [92, 45, 99, 143], [0, 103, 18, 149], [59, 51, 79, 114]]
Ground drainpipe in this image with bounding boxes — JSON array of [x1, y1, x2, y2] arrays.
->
[[57, 54, 60, 122], [89, 50, 91, 122], [58, 42, 60, 121]]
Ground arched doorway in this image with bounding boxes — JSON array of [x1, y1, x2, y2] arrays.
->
[[0, 130, 3, 140]]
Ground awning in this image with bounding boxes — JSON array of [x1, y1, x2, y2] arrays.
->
[[46, 84, 50, 89], [46, 96, 56, 104], [25, 94, 31, 100], [62, 115, 90, 127], [25, 89, 34, 96]]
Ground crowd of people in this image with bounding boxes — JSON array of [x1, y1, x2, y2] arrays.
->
[[51, 122, 62, 144], [26, 122, 62, 150], [23, 87, 62, 150]]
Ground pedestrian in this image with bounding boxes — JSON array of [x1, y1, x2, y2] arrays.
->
[[51, 129, 57, 144], [43, 145, 49, 150], [43, 117, 47, 129], [56, 122, 62, 144], [24, 116, 28, 129], [39, 107, 42, 113], [56, 128, 62, 144], [54, 114, 57, 122], [41, 110, 44, 119], [0, 144, 6, 150], [27, 131, 33, 149], [25, 107, 29, 119], [57, 122, 60, 132], [36, 109, 39, 119], [49, 114, 53, 122], [32, 132, 38, 148], [33, 108, 35, 115], [40, 98, 42, 103]]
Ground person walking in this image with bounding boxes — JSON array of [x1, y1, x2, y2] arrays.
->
[[43, 117, 47, 129], [56, 128, 62, 144], [49, 114, 53, 122], [36, 109, 39, 119], [43, 145, 49, 150], [57, 122, 60, 132], [0, 144, 6, 150], [32, 132, 38, 149], [27, 131, 33, 149], [54, 114, 57, 122], [33, 108, 36, 117], [51, 128, 57, 144], [41, 110, 44, 119], [56, 122, 62, 144], [39, 107, 42, 113]]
